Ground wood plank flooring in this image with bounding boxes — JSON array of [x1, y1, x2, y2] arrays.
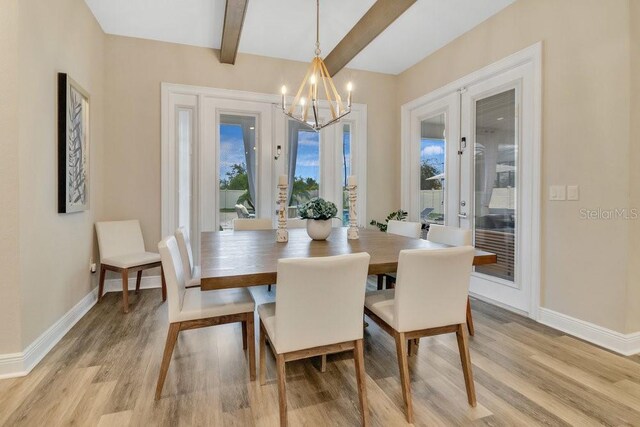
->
[[2, 281, 640, 426]]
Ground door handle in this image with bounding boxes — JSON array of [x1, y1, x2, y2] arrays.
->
[[458, 213, 468, 219]]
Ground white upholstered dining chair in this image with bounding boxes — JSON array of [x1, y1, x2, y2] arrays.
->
[[387, 220, 422, 239], [427, 224, 472, 247], [232, 218, 273, 230], [155, 236, 256, 400], [378, 220, 423, 290], [96, 220, 166, 313], [175, 227, 200, 288], [364, 247, 476, 423], [425, 224, 476, 335], [258, 253, 371, 427]]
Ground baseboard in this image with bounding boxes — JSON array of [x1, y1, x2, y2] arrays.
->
[[469, 291, 529, 318], [538, 307, 640, 356], [0, 287, 98, 380], [103, 275, 162, 293], [0, 352, 25, 380]]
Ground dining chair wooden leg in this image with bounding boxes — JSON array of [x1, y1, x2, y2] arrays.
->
[[246, 314, 256, 381], [98, 265, 106, 302], [121, 269, 129, 313], [135, 270, 143, 294], [160, 266, 167, 302], [353, 339, 369, 427], [466, 297, 475, 336], [155, 322, 181, 400], [320, 354, 327, 373], [259, 322, 267, 386], [376, 274, 384, 290], [456, 324, 477, 407], [241, 320, 248, 350], [276, 354, 287, 427], [394, 331, 413, 423]]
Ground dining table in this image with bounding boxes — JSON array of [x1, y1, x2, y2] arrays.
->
[[200, 227, 497, 291]]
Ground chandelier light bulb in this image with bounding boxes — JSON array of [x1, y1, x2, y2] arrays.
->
[[347, 82, 353, 92], [281, 85, 287, 94], [300, 97, 306, 106]]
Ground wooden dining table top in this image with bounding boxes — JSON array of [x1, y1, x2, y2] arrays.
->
[[200, 227, 497, 291]]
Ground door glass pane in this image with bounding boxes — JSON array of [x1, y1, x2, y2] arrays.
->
[[341, 124, 351, 226], [219, 114, 257, 230], [474, 89, 516, 281], [420, 114, 446, 226], [178, 109, 192, 232], [289, 127, 320, 218]]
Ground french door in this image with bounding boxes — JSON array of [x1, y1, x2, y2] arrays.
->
[[461, 74, 527, 313], [162, 84, 369, 269], [402, 45, 541, 316]]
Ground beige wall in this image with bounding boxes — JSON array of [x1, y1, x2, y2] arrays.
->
[[626, 0, 640, 332], [0, 0, 22, 354], [103, 36, 399, 249], [17, 0, 105, 346], [398, 0, 633, 332]]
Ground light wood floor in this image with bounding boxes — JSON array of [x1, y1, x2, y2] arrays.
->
[[2, 282, 640, 426]]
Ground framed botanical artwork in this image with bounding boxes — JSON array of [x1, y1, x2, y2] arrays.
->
[[58, 73, 90, 213]]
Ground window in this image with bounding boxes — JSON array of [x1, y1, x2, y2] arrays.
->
[[219, 114, 257, 230], [473, 89, 517, 281], [420, 114, 446, 225], [341, 124, 352, 226], [287, 121, 320, 217], [163, 84, 367, 258], [177, 109, 193, 234]]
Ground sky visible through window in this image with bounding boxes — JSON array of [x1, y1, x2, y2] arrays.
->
[[421, 138, 445, 175], [342, 128, 351, 187], [220, 124, 246, 180], [219, 124, 353, 183], [296, 131, 320, 181]]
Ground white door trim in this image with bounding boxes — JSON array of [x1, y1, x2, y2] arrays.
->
[[400, 42, 542, 319]]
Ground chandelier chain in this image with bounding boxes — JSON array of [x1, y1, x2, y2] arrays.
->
[[315, 0, 321, 56]]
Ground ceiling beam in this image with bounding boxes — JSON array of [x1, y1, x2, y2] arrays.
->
[[324, 0, 416, 76], [219, 0, 249, 64]]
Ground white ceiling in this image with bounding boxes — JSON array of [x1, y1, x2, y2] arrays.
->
[[84, 0, 515, 75]]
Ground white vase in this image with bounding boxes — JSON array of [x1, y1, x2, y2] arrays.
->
[[306, 219, 332, 241]]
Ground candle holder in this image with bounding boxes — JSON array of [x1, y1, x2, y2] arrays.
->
[[276, 183, 289, 242], [347, 184, 359, 240]]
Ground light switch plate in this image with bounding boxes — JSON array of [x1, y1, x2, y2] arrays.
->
[[550, 185, 566, 201], [567, 185, 579, 201]]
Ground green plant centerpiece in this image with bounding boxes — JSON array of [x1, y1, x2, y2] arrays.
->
[[298, 197, 338, 240], [370, 209, 408, 232]]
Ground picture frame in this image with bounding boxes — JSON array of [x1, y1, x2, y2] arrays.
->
[[58, 73, 90, 213]]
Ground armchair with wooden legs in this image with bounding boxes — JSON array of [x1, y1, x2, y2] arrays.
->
[[96, 220, 167, 313], [364, 246, 476, 424], [426, 224, 475, 335], [155, 236, 256, 400], [385, 223, 477, 336], [257, 253, 371, 427]]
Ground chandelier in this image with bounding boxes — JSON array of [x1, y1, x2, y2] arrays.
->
[[279, 0, 352, 132]]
